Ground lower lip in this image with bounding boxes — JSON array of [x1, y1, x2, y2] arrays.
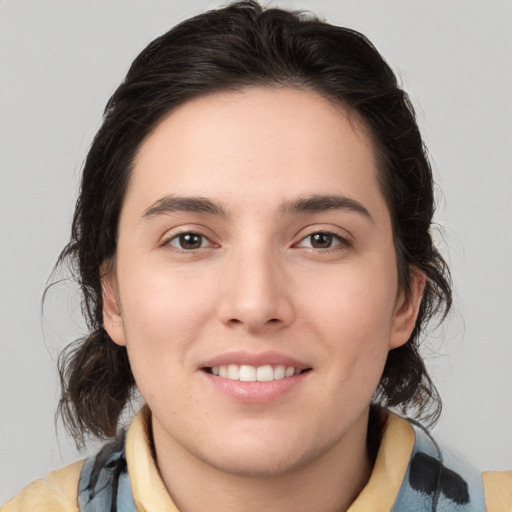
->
[[202, 370, 310, 404]]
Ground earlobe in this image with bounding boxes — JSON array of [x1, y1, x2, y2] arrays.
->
[[101, 268, 127, 347], [389, 268, 426, 350]]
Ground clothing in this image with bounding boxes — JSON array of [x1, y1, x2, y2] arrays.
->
[[3, 408, 511, 511]]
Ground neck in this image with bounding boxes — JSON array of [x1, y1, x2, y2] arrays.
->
[[152, 409, 373, 512]]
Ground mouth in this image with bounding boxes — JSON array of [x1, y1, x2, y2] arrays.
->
[[200, 353, 312, 403], [203, 364, 311, 382]]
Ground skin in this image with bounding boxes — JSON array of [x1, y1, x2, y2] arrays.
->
[[103, 87, 425, 512]]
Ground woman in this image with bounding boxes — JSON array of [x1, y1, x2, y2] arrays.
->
[[3, 1, 510, 510]]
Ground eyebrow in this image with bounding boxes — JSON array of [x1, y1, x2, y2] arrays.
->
[[142, 193, 372, 222], [142, 195, 227, 219], [280, 194, 373, 222]]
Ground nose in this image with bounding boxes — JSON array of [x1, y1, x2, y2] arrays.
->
[[218, 245, 295, 333]]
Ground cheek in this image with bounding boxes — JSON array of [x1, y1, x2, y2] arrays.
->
[[115, 262, 217, 386], [300, 258, 397, 329], [119, 258, 216, 330], [298, 259, 398, 374]]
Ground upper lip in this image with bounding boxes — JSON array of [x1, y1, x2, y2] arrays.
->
[[200, 350, 311, 370]]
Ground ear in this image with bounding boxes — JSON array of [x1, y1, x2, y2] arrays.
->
[[389, 267, 426, 350], [101, 265, 127, 347]]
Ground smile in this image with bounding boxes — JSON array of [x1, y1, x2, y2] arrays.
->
[[208, 364, 304, 382]]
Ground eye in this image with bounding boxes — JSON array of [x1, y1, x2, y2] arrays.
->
[[167, 232, 211, 250], [296, 232, 345, 250]]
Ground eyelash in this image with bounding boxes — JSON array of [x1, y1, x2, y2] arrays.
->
[[163, 229, 350, 254], [163, 230, 216, 252], [294, 231, 351, 252]]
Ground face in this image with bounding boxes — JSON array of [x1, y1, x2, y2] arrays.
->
[[103, 87, 422, 477]]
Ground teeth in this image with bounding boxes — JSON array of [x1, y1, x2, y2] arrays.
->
[[274, 365, 285, 379], [256, 365, 273, 382], [227, 364, 239, 380], [239, 364, 256, 381], [211, 364, 300, 382]]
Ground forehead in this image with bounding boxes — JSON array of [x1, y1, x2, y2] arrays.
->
[[127, 87, 386, 218]]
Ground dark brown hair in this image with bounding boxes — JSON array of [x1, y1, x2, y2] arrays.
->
[[55, 0, 451, 447]]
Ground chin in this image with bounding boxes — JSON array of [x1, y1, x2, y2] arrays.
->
[[196, 428, 337, 479], [202, 446, 313, 479]]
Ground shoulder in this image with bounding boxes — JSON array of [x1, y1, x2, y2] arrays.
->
[[482, 471, 512, 511], [1, 460, 84, 512], [400, 417, 512, 512], [366, 412, 511, 512]]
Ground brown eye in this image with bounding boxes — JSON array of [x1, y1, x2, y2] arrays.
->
[[169, 232, 208, 250], [296, 232, 344, 250], [310, 233, 333, 248]]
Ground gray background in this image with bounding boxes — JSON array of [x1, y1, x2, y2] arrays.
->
[[1, 0, 511, 503]]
